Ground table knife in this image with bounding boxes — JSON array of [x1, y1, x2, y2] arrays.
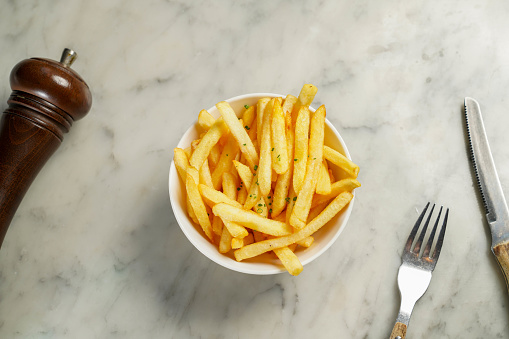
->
[[465, 97, 509, 289]]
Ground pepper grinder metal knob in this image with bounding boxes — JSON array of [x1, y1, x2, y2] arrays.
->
[[0, 48, 92, 247]]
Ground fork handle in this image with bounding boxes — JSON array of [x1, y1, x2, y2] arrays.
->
[[389, 322, 407, 339]]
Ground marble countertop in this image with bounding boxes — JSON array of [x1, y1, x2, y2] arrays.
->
[[1, 0, 508, 337]]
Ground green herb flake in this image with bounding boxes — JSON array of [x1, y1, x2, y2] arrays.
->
[[254, 165, 258, 171], [244, 105, 250, 109], [269, 209, 272, 213], [293, 197, 297, 201], [237, 187, 241, 191], [294, 158, 298, 161], [245, 125, 250, 130]]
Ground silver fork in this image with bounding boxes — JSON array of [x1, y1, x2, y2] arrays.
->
[[389, 203, 449, 339]]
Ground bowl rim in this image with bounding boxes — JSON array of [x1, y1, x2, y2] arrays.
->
[[169, 93, 355, 275]]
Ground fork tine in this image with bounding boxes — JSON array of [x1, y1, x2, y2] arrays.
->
[[413, 204, 435, 254], [431, 208, 449, 260], [405, 202, 430, 252], [422, 206, 443, 258]]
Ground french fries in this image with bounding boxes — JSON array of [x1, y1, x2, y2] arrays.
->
[[189, 118, 228, 170], [198, 109, 215, 131], [258, 98, 273, 196], [216, 101, 259, 170], [323, 145, 359, 178], [271, 97, 288, 175], [234, 192, 354, 261], [173, 84, 360, 276]]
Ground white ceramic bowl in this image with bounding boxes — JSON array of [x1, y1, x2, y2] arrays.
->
[[169, 93, 355, 275]]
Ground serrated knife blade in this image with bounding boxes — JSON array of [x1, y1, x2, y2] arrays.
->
[[465, 97, 509, 288]]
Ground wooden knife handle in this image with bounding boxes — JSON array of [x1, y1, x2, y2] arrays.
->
[[0, 50, 91, 248], [492, 241, 509, 290], [389, 322, 407, 339]]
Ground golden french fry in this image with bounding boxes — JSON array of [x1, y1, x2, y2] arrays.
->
[[184, 147, 192, 159], [232, 233, 254, 249], [285, 186, 297, 225], [186, 169, 213, 241], [297, 84, 318, 106], [258, 98, 273, 196], [233, 160, 253, 191], [199, 159, 214, 188], [222, 172, 238, 202], [289, 106, 326, 228], [187, 196, 198, 224], [271, 97, 288, 174], [263, 193, 273, 216], [296, 236, 314, 248], [223, 221, 249, 239], [253, 230, 265, 243], [273, 210, 286, 223], [208, 143, 221, 169], [191, 138, 201, 151], [329, 168, 335, 182], [272, 106, 295, 218], [173, 148, 189, 183], [256, 98, 270, 149], [212, 215, 223, 236], [282, 94, 297, 115], [291, 84, 318, 125], [316, 160, 332, 195], [198, 109, 215, 130], [219, 227, 232, 253], [216, 101, 259, 170], [234, 191, 353, 261], [213, 203, 293, 236], [308, 105, 325, 162], [323, 145, 359, 178], [273, 247, 303, 276], [237, 185, 248, 205], [211, 134, 240, 190], [292, 106, 310, 194], [307, 201, 328, 223], [173, 149, 199, 223], [199, 184, 243, 209], [289, 160, 321, 229], [244, 175, 262, 210], [242, 105, 256, 129], [189, 118, 228, 170], [311, 178, 361, 208], [254, 196, 268, 218]]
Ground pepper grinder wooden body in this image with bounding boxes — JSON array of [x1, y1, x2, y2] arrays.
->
[[0, 49, 92, 247]]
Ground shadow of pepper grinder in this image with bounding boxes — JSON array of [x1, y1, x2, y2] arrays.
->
[[0, 48, 92, 247]]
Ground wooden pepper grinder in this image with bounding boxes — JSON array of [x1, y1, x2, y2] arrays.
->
[[0, 48, 92, 247]]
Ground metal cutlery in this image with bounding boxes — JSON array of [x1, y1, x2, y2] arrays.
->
[[464, 97, 509, 290], [389, 203, 449, 339]]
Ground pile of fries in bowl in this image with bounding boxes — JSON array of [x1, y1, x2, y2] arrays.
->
[[169, 84, 360, 275]]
